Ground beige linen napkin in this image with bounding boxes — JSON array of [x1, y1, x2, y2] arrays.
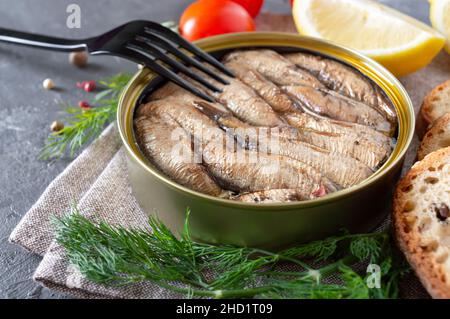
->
[[9, 125, 181, 298], [9, 15, 450, 298]]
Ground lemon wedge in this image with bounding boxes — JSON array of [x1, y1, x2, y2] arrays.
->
[[293, 0, 445, 76], [430, 0, 450, 53]]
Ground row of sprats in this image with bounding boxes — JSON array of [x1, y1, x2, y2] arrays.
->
[[134, 49, 397, 203]]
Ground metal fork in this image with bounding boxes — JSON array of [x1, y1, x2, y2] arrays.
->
[[0, 20, 233, 102]]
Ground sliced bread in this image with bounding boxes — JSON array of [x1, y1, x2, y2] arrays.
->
[[419, 80, 450, 136], [393, 147, 450, 298], [418, 113, 450, 160]]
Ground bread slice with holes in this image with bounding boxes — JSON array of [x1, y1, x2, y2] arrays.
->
[[418, 113, 450, 160], [393, 146, 450, 298], [418, 80, 450, 137]]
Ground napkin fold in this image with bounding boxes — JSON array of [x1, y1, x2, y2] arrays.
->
[[10, 125, 182, 298]]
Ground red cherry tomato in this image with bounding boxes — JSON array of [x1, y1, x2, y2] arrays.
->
[[179, 0, 255, 42], [230, 0, 264, 18]]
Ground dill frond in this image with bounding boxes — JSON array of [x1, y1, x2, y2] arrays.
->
[[54, 207, 409, 299]]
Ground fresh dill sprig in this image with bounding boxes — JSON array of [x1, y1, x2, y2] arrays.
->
[[40, 73, 132, 160], [54, 207, 409, 299]]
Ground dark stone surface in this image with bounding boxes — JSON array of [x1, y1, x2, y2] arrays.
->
[[0, 0, 428, 298]]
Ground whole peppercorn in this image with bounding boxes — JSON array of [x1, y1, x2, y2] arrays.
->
[[78, 100, 91, 110], [50, 120, 64, 132], [43, 78, 55, 90], [69, 51, 88, 68]]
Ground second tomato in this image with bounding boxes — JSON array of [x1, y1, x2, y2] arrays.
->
[[179, 0, 256, 41], [231, 0, 264, 17]]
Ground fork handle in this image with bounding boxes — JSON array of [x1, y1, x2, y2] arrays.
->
[[0, 27, 87, 52]]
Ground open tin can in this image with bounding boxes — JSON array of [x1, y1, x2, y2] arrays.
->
[[117, 32, 414, 248]]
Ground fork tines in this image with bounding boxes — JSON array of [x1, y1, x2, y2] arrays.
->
[[125, 21, 234, 102]]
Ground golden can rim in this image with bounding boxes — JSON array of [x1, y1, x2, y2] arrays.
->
[[117, 32, 415, 211]]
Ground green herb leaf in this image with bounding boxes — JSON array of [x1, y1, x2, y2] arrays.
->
[[350, 236, 383, 261], [281, 235, 340, 261]]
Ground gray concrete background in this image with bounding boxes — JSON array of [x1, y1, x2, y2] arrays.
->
[[0, 0, 429, 298]]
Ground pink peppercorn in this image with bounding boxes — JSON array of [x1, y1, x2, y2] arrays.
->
[[83, 81, 96, 92], [78, 101, 91, 109], [76, 80, 96, 92]]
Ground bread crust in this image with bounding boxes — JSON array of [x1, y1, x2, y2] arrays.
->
[[393, 147, 450, 299], [419, 80, 450, 138], [418, 112, 450, 160]]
